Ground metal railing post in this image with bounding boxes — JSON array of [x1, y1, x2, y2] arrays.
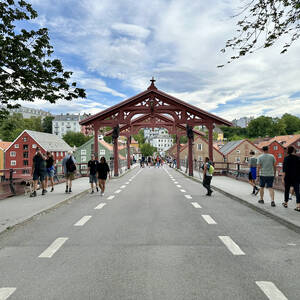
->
[[9, 168, 16, 195]]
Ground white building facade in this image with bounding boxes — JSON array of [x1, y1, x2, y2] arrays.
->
[[52, 114, 82, 138], [144, 128, 173, 156]]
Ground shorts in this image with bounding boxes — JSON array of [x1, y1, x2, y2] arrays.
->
[[33, 172, 45, 182], [47, 169, 54, 178], [66, 172, 75, 180], [259, 176, 274, 188], [89, 174, 97, 183], [249, 167, 257, 180], [98, 176, 107, 181]]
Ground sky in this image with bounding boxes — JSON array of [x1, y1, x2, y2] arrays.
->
[[19, 0, 300, 121]]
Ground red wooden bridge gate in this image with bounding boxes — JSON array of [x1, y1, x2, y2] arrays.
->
[[80, 79, 232, 177]]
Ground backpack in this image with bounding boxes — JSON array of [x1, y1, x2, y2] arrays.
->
[[66, 156, 76, 172], [208, 163, 215, 175]]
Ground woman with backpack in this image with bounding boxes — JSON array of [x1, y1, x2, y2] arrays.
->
[[203, 157, 214, 196], [45, 151, 55, 192], [97, 156, 110, 196], [62, 151, 77, 194]]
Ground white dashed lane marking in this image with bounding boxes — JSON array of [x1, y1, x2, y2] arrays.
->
[[185, 195, 193, 199], [180, 189, 186, 193], [218, 236, 245, 255], [256, 282, 288, 300], [115, 189, 122, 194], [191, 202, 201, 208], [94, 203, 107, 210], [176, 185, 182, 188], [120, 185, 126, 188], [202, 215, 217, 224], [0, 288, 16, 300], [107, 195, 115, 200], [38, 237, 69, 258], [74, 216, 92, 226]]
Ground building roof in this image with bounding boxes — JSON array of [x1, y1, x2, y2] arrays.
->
[[0, 141, 12, 151], [6, 130, 72, 152], [267, 134, 300, 148], [219, 140, 244, 155], [256, 139, 283, 149]]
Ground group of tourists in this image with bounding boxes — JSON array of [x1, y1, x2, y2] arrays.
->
[[247, 145, 300, 210]]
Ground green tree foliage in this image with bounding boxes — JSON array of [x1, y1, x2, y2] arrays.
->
[[42, 116, 54, 133], [140, 143, 156, 157], [281, 113, 300, 134], [220, 126, 248, 140], [133, 129, 145, 146], [0, 0, 86, 118], [0, 113, 43, 141], [103, 136, 112, 143], [220, 0, 300, 66], [62, 131, 90, 147]]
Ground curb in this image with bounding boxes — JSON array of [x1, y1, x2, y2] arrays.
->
[[0, 188, 90, 237], [174, 167, 300, 234]]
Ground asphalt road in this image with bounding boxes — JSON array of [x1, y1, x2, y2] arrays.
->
[[0, 166, 299, 300]]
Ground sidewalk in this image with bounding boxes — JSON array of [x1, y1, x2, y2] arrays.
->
[[0, 164, 137, 235], [177, 167, 300, 233]]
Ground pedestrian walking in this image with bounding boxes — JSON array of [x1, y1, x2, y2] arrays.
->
[[45, 151, 55, 192], [202, 157, 214, 196], [97, 156, 110, 196], [62, 150, 76, 194], [30, 147, 47, 197], [282, 146, 300, 211], [248, 150, 259, 195], [257, 146, 276, 206], [88, 154, 99, 194]]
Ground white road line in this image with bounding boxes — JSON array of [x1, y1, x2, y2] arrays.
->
[[74, 215, 92, 226], [218, 236, 245, 255], [180, 189, 186, 193], [115, 189, 122, 194], [202, 215, 217, 224], [126, 182, 130, 184], [38, 237, 68, 258], [94, 203, 107, 210], [176, 185, 182, 188], [0, 288, 16, 300], [120, 185, 126, 188], [107, 195, 115, 200], [256, 282, 288, 300], [185, 195, 193, 199], [191, 202, 201, 208]]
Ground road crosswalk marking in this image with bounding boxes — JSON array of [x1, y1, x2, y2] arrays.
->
[[256, 281, 288, 300], [202, 215, 217, 224], [218, 236, 245, 255], [191, 202, 201, 208], [0, 288, 16, 300], [94, 203, 107, 210], [38, 237, 69, 258], [74, 216, 92, 226]]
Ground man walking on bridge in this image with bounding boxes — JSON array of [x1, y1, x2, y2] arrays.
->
[[257, 146, 276, 206], [203, 157, 213, 196]]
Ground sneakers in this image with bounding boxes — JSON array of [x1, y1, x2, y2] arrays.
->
[[65, 185, 68, 193], [96, 187, 99, 192], [69, 188, 72, 193], [42, 189, 47, 195], [50, 187, 54, 192], [271, 201, 276, 207], [90, 190, 94, 194], [30, 191, 37, 197], [258, 199, 264, 204]]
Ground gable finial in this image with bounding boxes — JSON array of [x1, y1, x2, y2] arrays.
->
[[148, 77, 157, 90]]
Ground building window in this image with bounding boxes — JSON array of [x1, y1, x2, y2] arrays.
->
[[23, 137, 28, 142], [23, 152, 29, 158], [61, 152, 63, 156], [236, 150, 240, 154], [274, 145, 278, 150], [100, 149, 105, 155], [278, 154, 282, 158], [197, 144, 202, 151], [22, 169, 30, 174], [297, 142, 300, 146], [32, 144, 37, 148], [81, 156, 86, 162], [236, 157, 240, 162], [23, 160, 28, 166], [14, 144, 19, 148], [23, 144, 28, 150], [81, 150, 86, 155], [10, 151, 16, 157], [245, 157, 249, 162], [11, 160, 16, 166]]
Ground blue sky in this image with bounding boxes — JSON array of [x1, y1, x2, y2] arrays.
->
[[19, 0, 300, 121]]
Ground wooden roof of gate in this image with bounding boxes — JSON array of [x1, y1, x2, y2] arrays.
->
[[80, 79, 232, 128]]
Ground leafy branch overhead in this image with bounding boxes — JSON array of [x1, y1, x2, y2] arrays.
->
[[0, 0, 86, 115], [219, 0, 300, 66]]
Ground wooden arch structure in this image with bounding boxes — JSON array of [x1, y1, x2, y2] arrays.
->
[[80, 78, 232, 176]]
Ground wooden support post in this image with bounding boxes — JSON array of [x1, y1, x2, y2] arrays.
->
[[208, 123, 214, 162], [127, 137, 131, 170], [188, 136, 193, 176], [176, 136, 180, 169], [94, 125, 99, 158]]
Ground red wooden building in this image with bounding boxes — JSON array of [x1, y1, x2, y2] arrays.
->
[[257, 140, 285, 168], [5, 130, 72, 177]]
